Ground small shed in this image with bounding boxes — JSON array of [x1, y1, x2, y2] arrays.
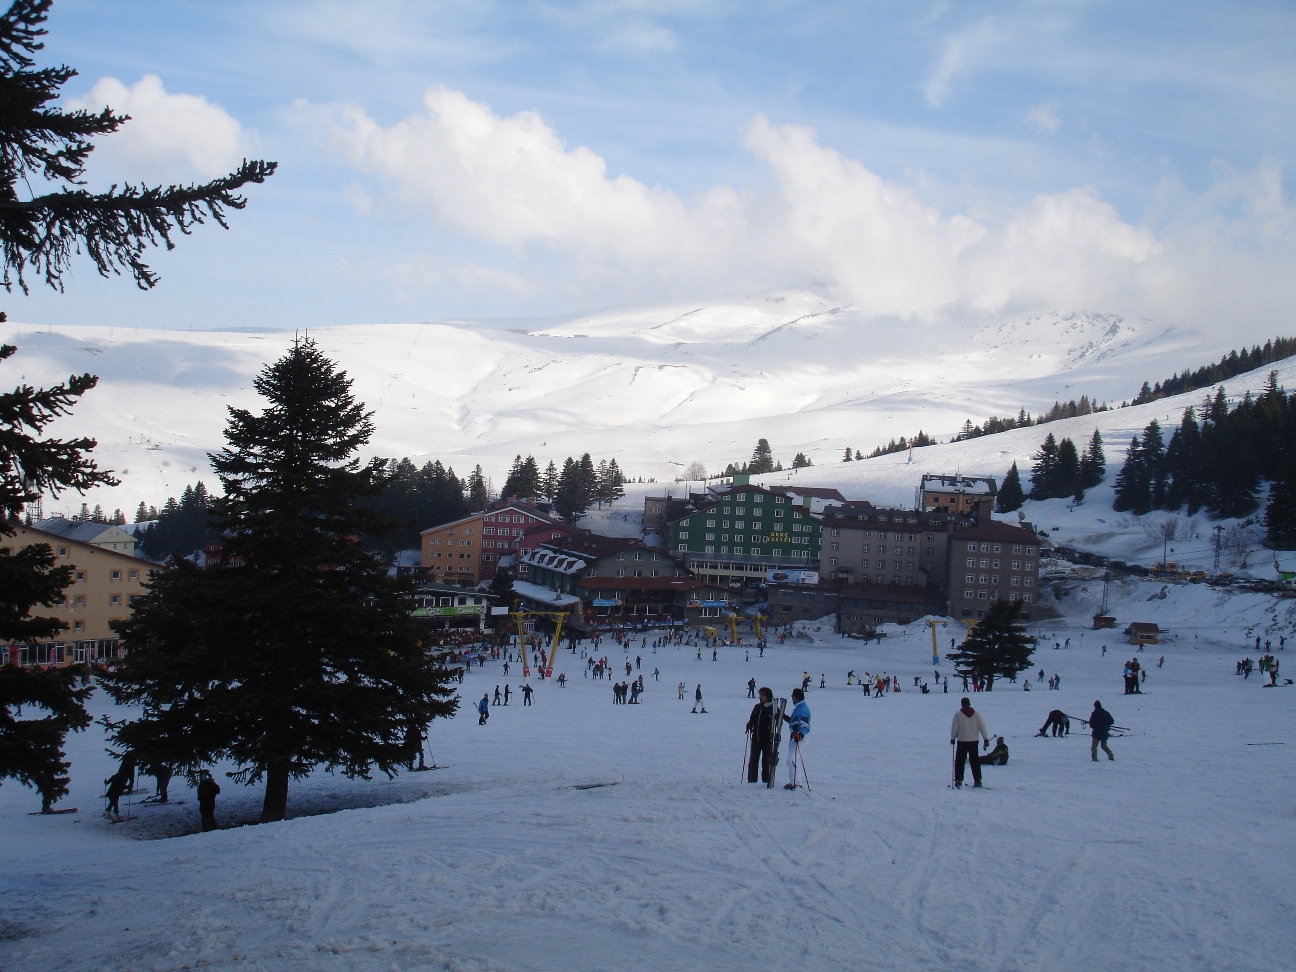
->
[[1126, 622, 1160, 646], [1093, 614, 1117, 630]]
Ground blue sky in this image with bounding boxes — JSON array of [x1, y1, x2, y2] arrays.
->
[[6, 0, 1295, 333]]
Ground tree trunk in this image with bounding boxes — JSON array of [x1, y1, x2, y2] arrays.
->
[[261, 757, 290, 822]]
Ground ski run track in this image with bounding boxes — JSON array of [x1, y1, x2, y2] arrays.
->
[[2, 575, 1293, 972]]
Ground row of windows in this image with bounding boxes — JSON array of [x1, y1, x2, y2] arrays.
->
[[60, 593, 137, 607], [483, 513, 532, 523], [962, 589, 1034, 602], [482, 527, 524, 536], [966, 541, 1037, 555], [964, 574, 1034, 586], [685, 544, 810, 558], [965, 558, 1035, 570]]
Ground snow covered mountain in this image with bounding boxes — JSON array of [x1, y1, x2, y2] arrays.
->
[[0, 291, 1270, 515]]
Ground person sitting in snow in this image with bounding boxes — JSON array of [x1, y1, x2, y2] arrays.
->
[[982, 736, 1009, 766]]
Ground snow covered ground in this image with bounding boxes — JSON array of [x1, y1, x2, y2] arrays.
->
[[0, 294, 1256, 516], [3, 578, 1293, 972]]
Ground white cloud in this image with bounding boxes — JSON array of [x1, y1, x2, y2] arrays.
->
[[1025, 100, 1062, 133], [324, 87, 1293, 326], [70, 75, 247, 180], [925, 17, 1007, 107]]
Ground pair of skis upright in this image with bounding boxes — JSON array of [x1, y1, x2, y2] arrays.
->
[[766, 697, 787, 789]]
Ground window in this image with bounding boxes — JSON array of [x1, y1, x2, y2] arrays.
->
[[774, 509, 784, 518], [830, 542, 839, 551], [723, 507, 731, 514], [906, 563, 915, 571], [74, 621, 83, 631], [111, 570, 121, 580], [129, 569, 138, 580], [75, 571, 85, 581], [978, 590, 989, 599], [875, 560, 885, 569], [981, 543, 990, 552], [862, 545, 871, 554], [706, 533, 715, 540], [74, 595, 85, 606], [1023, 593, 1032, 602], [484, 527, 494, 535], [58, 546, 68, 557], [678, 544, 688, 551], [1009, 592, 1019, 601], [483, 541, 494, 549], [1012, 560, 1021, 570], [775, 496, 785, 503], [465, 528, 474, 535], [993, 544, 1001, 553], [926, 534, 934, 542], [707, 519, 716, 527], [679, 531, 689, 539], [967, 542, 976, 551], [634, 551, 643, 560], [907, 548, 915, 556], [616, 552, 625, 560], [831, 529, 840, 537], [991, 575, 999, 584], [966, 558, 975, 567], [980, 559, 989, 568], [1013, 545, 1022, 554], [924, 547, 933, 556], [734, 535, 743, 543], [1023, 577, 1033, 587], [829, 558, 837, 566], [754, 495, 763, 503], [893, 562, 902, 571], [513, 515, 525, 523], [979, 575, 988, 584], [110, 595, 121, 605], [992, 560, 1000, 569], [735, 508, 745, 516], [1026, 546, 1036, 555], [1025, 561, 1035, 571], [965, 574, 975, 583], [705, 545, 715, 553], [861, 530, 870, 539], [1011, 577, 1021, 586]]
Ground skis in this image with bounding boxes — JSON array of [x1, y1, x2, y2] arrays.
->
[[29, 807, 78, 815], [766, 698, 787, 789]]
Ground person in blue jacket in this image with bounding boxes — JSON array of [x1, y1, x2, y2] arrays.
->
[[477, 693, 490, 725], [783, 688, 811, 790]]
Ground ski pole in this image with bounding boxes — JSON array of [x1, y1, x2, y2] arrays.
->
[[741, 731, 751, 784], [798, 747, 811, 792], [950, 740, 957, 788]]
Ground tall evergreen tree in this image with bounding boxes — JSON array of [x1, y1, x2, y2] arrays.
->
[[554, 456, 584, 521], [1111, 437, 1148, 513], [995, 461, 1026, 513], [1079, 429, 1106, 490], [1141, 420, 1167, 508], [1028, 433, 1060, 499], [791, 452, 812, 468], [0, 1, 274, 293], [466, 464, 489, 511], [945, 599, 1035, 690], [749, 439, 776, 475], [0, 343, 110, 811], [540, 460, 558, 499], [1056, 437, 1081, 500], [104, 340, 459, 823], [842, 447, 853, 462], [137, 480, 219, 561]]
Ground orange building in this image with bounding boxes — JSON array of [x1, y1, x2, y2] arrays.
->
[[420, 499, 554, 585], [1, 522, 155, 666]]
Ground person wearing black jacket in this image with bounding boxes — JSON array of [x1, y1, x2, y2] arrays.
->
[[197, 770, 221, 831], [1089, 701, 1115, 761], [746, 687, 778, 783]]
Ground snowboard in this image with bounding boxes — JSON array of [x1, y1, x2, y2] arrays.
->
[[766, 698, 787, 789]]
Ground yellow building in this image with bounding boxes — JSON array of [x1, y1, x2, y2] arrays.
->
[[420, 500, 554, 586], [1, 523, 154, 666]]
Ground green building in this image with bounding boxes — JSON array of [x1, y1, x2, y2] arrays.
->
[[667, 476, 823, 589]]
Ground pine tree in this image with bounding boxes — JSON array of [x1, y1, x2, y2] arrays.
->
[[945, 599, 1035, 689], [1079, 429, 1106, 490], [489, 566, 516, 604], [541, 460, 558, 499], [1056, 438, 1080, 500], [854, 449, 863, 461], [103, 340, 459, 823], [791, 452, 812, 468], [0, 2, 274, 293], [134, 501, 149, 522], [1029, 433, 1061, 499], [554, 457, 584, 521], [601, 458, 625, 506], [1112, 434, 1154, 514], [0, 343, 110, 811], [842, 447, 853, 462], [749, 439, 775, 475], [996, 462, 1026, 513], [1141, 420, 1167, 509], [466, 464, 489, 511]]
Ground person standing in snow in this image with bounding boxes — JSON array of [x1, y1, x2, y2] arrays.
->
[[746, 687, 778, 783], [950, 697, 990, 788], [678, 681, 687, 700], [521, 683, 534, 706], [493, 685, 502, 705], [104, 770, 127, 816], [197, 770, 220, 832], [748, 677, 757, 699], [477, 693, 490, 725], [1089, 701, 1115, 761], [783, 688, 811, 789], [692, 684, 707, 713]]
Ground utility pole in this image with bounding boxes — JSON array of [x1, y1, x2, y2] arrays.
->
[[1213, 525, 1223, 572]]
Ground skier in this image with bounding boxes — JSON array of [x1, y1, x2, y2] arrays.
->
[[1089, 700, 1115, 761], [104, 770, 128, 817], [748, 677, 757, 699], [406, 722, 427, 768], [982, 736, 1010, 765], [782, 688, 810, 789], [746, 687, 778, 783], [493, 685, 502, 705], [820, 674, 826, 689], [950, 697, 990, 788], [477, 694, 490, 724], [197, 770, 220, 832], [653, 667, 660, 681], [712, 648, 718, 661], [678, 681, 686, 700], [636, 655, 641, 670], [1038, 709, 1070, 736], [522, 683, 534, 706], [801, 672, 811, 692], [692, 684, 707, 713], [558, 673, 567, 686], [152, 764, 173, 803]]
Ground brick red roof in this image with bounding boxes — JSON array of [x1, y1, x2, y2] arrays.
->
[[951, 520, 1047, 544]]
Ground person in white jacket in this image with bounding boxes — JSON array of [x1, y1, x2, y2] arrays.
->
[[950, 697, 990, 788]]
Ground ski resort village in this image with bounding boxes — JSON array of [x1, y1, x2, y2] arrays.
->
[[2, 3, 1295, 972]]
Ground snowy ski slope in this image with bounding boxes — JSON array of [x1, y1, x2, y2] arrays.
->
[[0, 292, 1239, 515]]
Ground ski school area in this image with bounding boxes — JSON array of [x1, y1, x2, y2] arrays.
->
[[2, 607, 1293, 971]]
